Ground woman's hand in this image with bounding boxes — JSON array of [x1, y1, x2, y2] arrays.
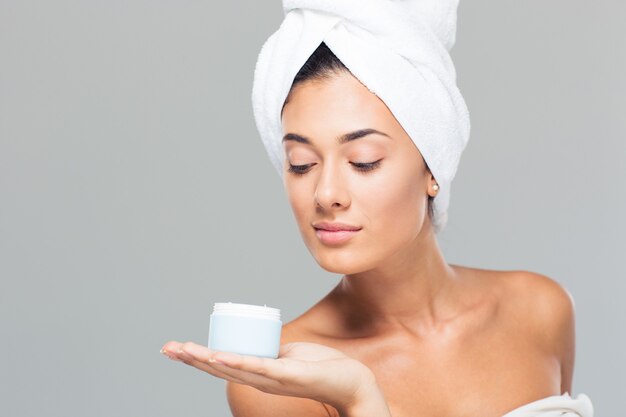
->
[[160, 340, 390, 415]]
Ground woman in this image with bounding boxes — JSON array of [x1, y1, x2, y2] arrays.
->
[[161, 1, 593, 416], [161, 43, 585, 417]]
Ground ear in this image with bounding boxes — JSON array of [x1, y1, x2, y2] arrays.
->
[[427, 174, 439, 198]]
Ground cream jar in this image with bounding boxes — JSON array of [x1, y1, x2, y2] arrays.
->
[[208, 302, 282, 358]]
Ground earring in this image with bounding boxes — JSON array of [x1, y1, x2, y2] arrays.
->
[[432, 183, 439, 192]]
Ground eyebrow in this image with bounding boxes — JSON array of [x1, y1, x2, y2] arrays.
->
[[282, 128, 391, 145]]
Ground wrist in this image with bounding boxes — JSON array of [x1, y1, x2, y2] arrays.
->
[[336, 370, 392, 417]]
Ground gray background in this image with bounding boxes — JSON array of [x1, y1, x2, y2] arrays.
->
[[1, 0, 624, 416]]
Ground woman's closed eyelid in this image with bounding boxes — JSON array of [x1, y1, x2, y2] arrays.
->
[[286, 158, 383, 175], [286, 157, 382, 165]]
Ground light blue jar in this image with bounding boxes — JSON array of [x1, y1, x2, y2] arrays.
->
[[208, 302, 282, 359]]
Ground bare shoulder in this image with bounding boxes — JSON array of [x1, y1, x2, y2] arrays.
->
[[457, 266, 576, 355], [494, 271, 575, 362], [225, 322, 332, 417], [226, 381, 331, 417], [502, 270, 576, 336], [502, 270, 577, 390]]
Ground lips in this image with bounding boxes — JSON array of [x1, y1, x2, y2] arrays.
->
[[312, 221, 362, 245], [312, 221, 362, 231]]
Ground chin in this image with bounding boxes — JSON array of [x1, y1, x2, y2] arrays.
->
[[310, 247, 377, 275]]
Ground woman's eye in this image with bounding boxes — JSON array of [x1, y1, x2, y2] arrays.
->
[[287, 159, 383, 175], [287, 163, 314, 175], [351, 159, 383, 173]]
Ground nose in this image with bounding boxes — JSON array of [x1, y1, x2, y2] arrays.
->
[[314, 161, 351, 210]]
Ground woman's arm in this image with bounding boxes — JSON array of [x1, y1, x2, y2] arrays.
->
[[334, 373, 393, 417], [544, 278, 576, 394], [226, 373, 392, 417], [161, 340, 392, 416], [518, 271, 576, 393], [227, 381, 337, 417]]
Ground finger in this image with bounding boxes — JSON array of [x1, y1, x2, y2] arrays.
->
[[179, 354, 250, 384], [179, 342, 278, 379], [190, 356, 280, 389], [182, 342, 284, 378], [181, 351, 290, 393], [180, 342, 295, 391], [171, 341, 282, 389], [176, 341, 217, 362], [161, 341, 186, 361], [161, 341, 247, 383]]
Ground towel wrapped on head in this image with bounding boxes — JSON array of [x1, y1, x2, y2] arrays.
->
[[251, 0, 471, 233]]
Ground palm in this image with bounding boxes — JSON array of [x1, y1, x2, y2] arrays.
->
[[269, 342, 371, 400], [163, 340, 374, 411], [279, 341, 352, 361]]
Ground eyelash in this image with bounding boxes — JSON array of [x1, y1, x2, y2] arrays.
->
[[287, 159, 383, 175]]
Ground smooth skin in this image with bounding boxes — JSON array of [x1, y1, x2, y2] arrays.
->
[[162, 71, 576, 417]]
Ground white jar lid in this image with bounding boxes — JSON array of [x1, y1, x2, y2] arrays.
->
[[212, 302, 281, 321]]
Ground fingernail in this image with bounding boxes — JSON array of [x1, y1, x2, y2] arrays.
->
[[160, 347, 180, 361], [177, 347, 195, 361], [211, 352, 238, 365]]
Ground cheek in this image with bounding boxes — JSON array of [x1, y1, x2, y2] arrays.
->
[[354, 168, 423, 243], [285, 180, 313, 227]]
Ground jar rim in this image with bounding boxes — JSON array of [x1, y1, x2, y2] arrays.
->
[[212, 302, 281, 321]]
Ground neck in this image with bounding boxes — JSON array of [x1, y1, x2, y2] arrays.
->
[[331, 227, 460, 337]]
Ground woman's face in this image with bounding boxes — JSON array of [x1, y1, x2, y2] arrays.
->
[[280, 71, 435, 274]]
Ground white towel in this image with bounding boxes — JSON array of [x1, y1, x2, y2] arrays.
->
[[501, 393, 594, 417], [251, 0, 471, 232]]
